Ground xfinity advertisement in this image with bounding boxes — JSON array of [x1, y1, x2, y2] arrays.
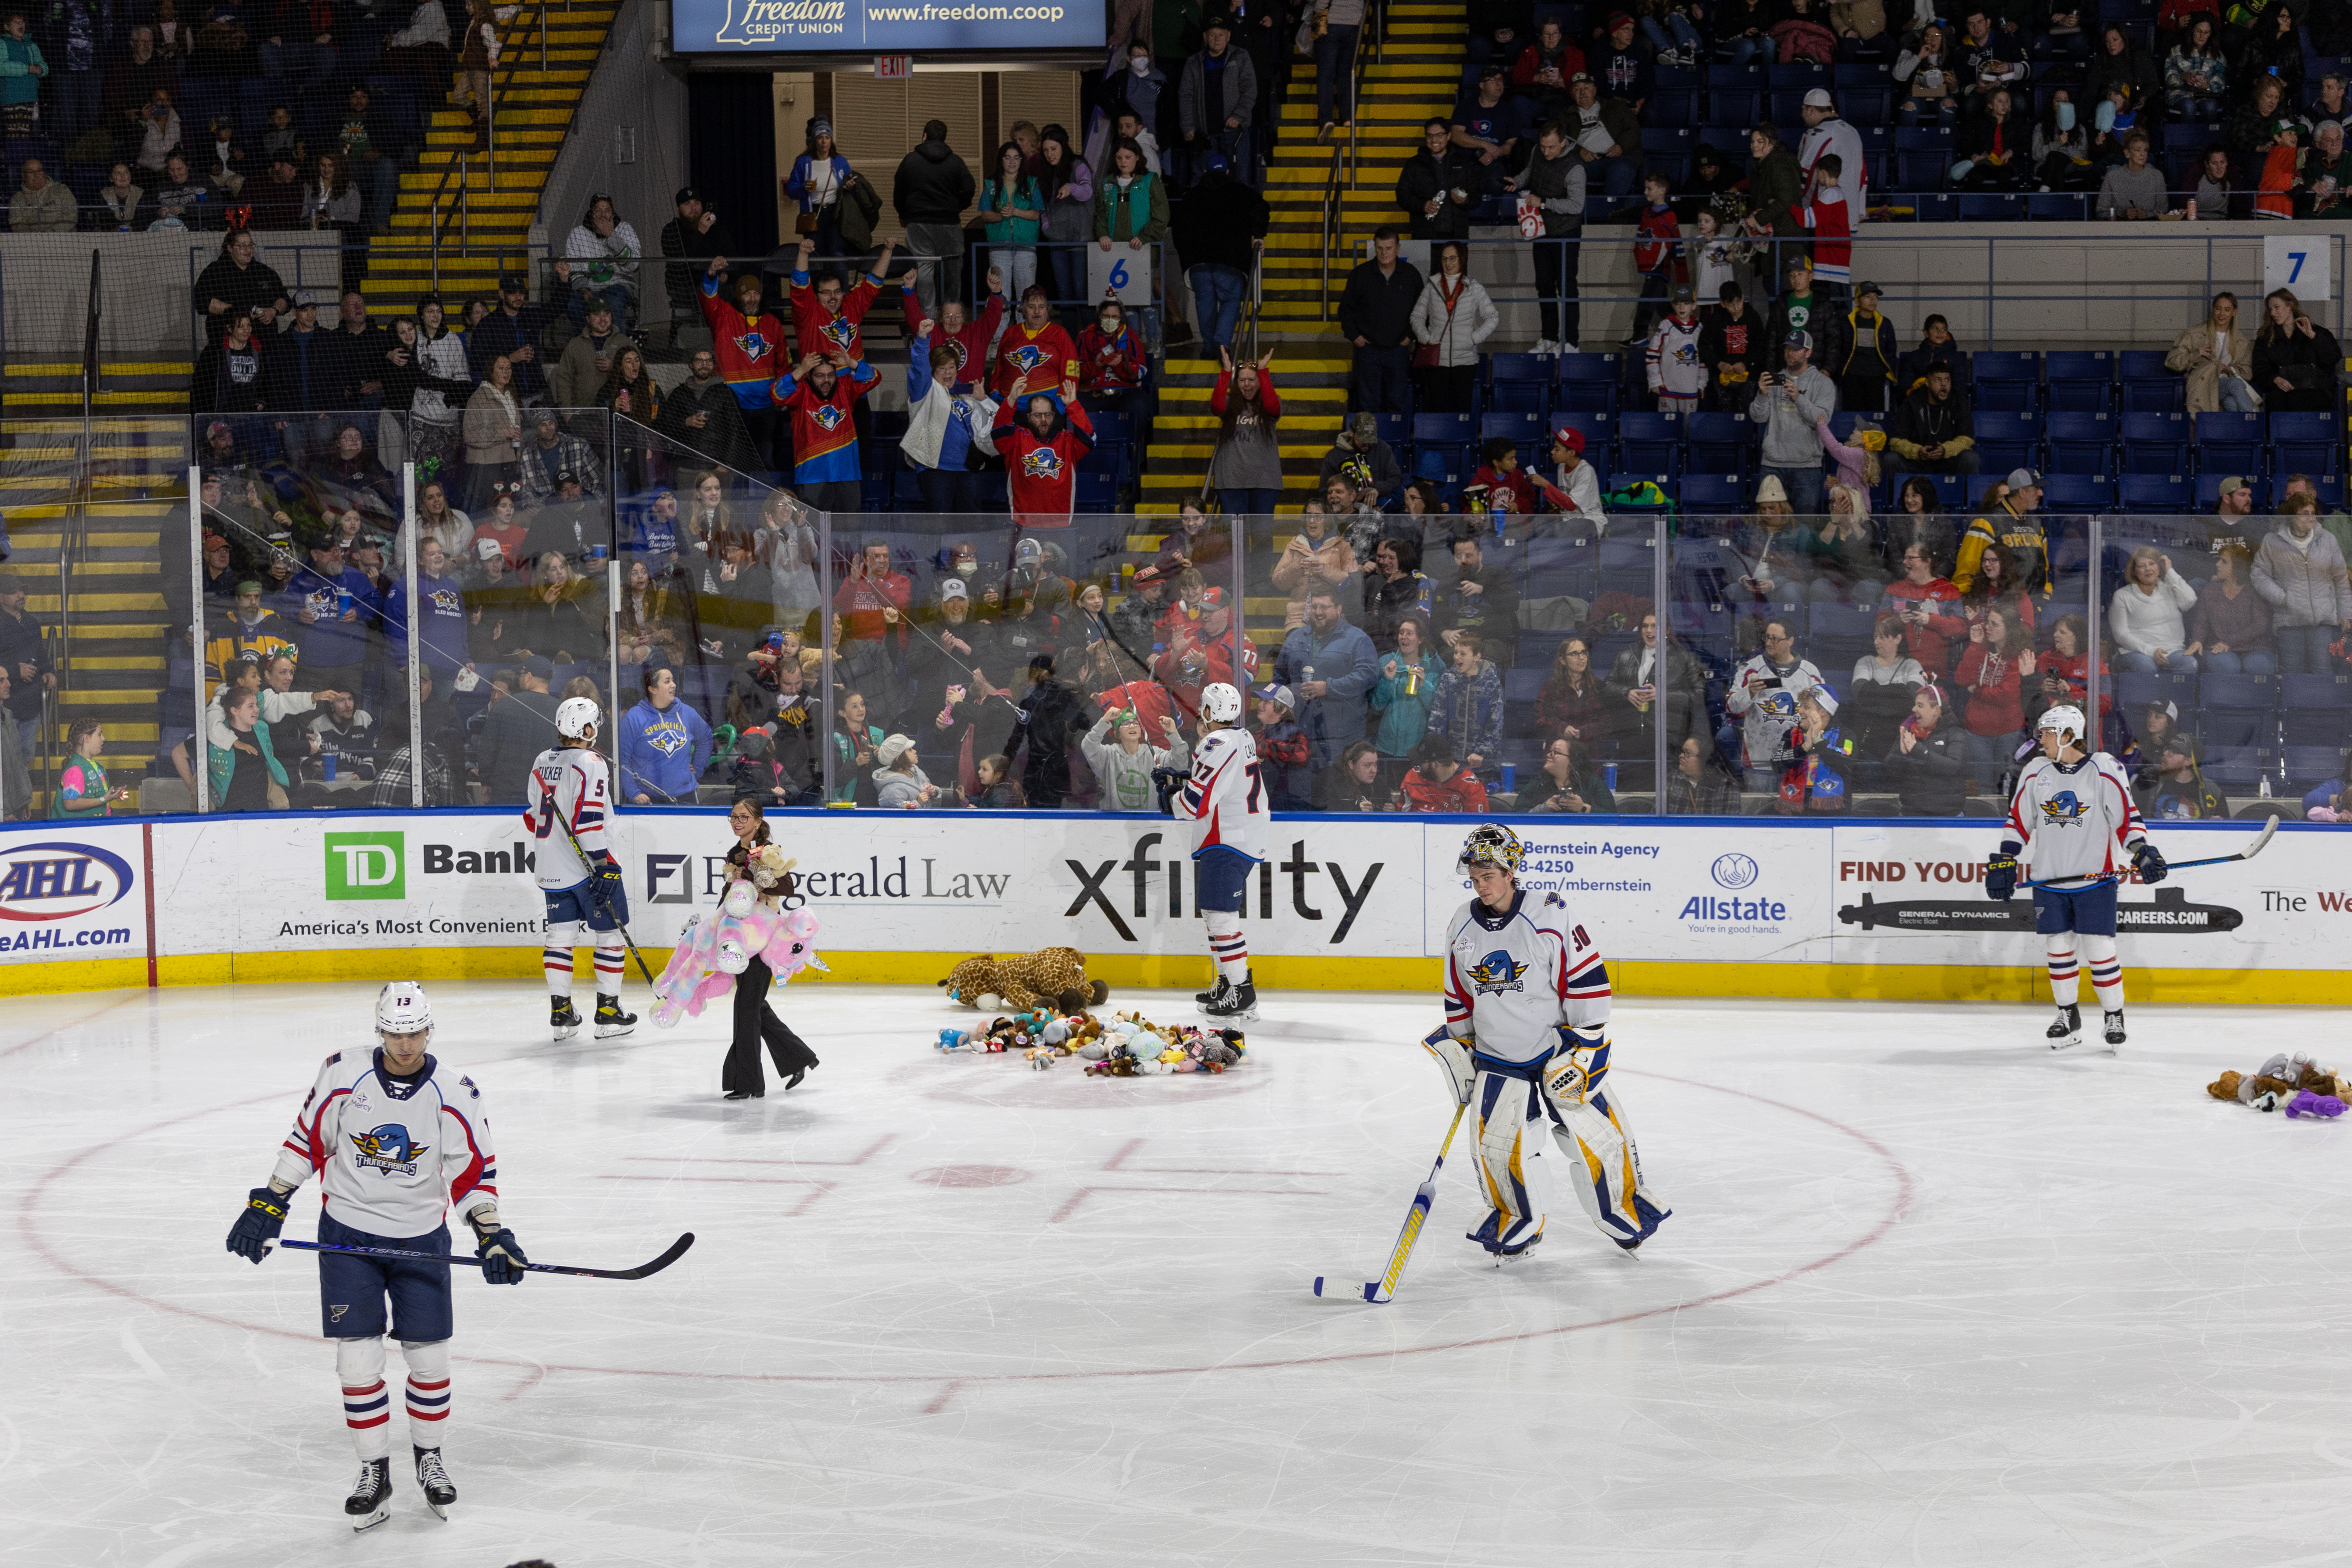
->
[[672, 0, 1105, 53]]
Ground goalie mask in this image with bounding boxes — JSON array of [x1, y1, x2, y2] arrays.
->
[[2037, 704, 2087, 749], [1457, 823, 1526, 879], [555, 696, 602, 742]]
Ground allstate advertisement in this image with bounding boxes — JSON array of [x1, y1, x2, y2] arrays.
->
[[0, 825, 148, 966], [671, 0, 1103, 53]]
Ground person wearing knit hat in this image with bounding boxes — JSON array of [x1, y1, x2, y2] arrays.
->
[[787, 115, 857, 267]]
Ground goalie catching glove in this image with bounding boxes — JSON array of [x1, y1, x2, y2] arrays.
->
[[1542, 1026, 1609, 1106]]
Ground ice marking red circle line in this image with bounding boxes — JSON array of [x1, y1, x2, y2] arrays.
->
[[17, 1066, 1916, 1388]]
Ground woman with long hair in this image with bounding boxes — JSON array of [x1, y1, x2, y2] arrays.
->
[[1533, 632, 1612, 749], [1955, 602, 2034, 793], [1409, 239, 1497, 413], [563, 192, 642, 328], [981, 138, 1044, 311], [2165, 289, 2257, 414], [600, 344, 663, 489], [1370, 613, 1445, 769], [614, 556, 690, 668], [683, 470, 734, 559], [1360, 535, 1434, 653], [2252, 287, 2344, 412], [756, 489, 822, 623], [2163, 16, 2226, 117], [461, 352, 521, 510], [1035, 123, 1093, 321], [1955, 87, 2032, 190], [1959, 540, 2035, 640], [717, 798, 821, 1099], [830, 689, 885, 805], [1208, 347, 1282, 517], [408, 296, 471, 485], [306, 150, 365, 290], [2185, 539, 2275, 674], [1519, 734, 1616, 814], [1896, 21, 1956, 125]]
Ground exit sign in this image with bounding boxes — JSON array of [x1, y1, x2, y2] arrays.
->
[[875, 54, 910, 78]]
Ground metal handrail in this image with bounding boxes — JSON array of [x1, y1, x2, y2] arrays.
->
[[1242, 249, 1263, 359], [1344, 0, 1385, 192], [1319, 143, 1342, 313], [428, 1, 555, 261]]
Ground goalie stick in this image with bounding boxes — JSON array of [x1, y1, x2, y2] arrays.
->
[[554, 807, 657, 986], [1313, 1099, 1468, 1304], [2023, 814, 2277, 891], [272, 1232, 695, 1281]]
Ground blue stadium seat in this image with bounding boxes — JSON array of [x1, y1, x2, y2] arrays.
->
[[2195, 411, 2266, 473], [2120, 379, 2187, 413], [1412, 411, 1477, 448], [1412, 412, 1476, 479], [1074, 473, 1118, 513], [2120, 411, 2191, 471], [1644, 87, 1698, 128], [2027, 193, 2091, 221], [1706, 63, 1765, 89], [1685, 412, 1754, 475], [1924, 473, 1971, 510], [1090, 411, 1131, 446], [1956, 193, 2026, 224], [2045, 411, 2116, 473], [1480, 411, 1545, 448], [2044, 350, 2115, 413], [1677, 473, 1747, 513], [1894, 125, 1955, 150], [2195, 473, 2270, 511], [1899, 155, 1954, 193], [1617, 411, 1685, 472], [1972, 409, 2042, 475], [2040, 474, 2115, 511], [1372, 412, 1408, 449], [1551, 409, 1615, 462], [2116, 473, 2191, 513], [2285, 744, 2352, 789], [2114, 670, 2198, 716], [1555, 354, 1622, 413], [1703, 90, 1762, 126], [2270, 411, 2341, 474], [2200, 746, 2266, 788]]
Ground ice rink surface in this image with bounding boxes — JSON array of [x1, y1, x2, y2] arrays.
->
[[7, 980, 2352, 1568]]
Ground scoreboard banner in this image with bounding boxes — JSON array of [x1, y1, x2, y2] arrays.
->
[[671, 0, 1105, 54]]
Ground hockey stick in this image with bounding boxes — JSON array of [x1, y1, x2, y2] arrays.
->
[[1314, 1099, 1469, 1305], [2022, 814, 2278, 891], [272, 1232, 695, 1281], [553, 807, 658, 986]]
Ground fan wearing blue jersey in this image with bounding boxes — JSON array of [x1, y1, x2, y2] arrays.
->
[[1986, 703, 2165, 1051], [1424, 825, 1670, 1258], [225, 982, 526, 1531], [1171, 680, 1273, 1021]]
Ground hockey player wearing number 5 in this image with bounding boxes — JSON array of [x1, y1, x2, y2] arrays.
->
[[1171, 680, 1272, 1021], [225, 982, 526, 1531], [1985, 704, 2166, 1051], [1424, 825, 1670, 1259], [527, 696, 638, 1041]]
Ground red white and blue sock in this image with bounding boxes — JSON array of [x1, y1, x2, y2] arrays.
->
[[402, 1337, 452, 1445], [335, 1337, 393, 1461]]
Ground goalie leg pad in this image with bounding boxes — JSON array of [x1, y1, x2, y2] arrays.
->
[[1422, 1027, 1474, 1108], [1468, 1066, 1545, 1250], [1543, 1082, 1669, 1248]]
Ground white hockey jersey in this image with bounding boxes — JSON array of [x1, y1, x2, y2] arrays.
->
[[1442, 889, 1611, 1065], [1645, 313, 1707, 401], [270, 1049, 498, 1239], [2003, 752, 2146, 883], [1175, 725, 1271, 862], [523, 746, 611, 891]]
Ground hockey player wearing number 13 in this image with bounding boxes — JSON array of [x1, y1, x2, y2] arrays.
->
[[527, 696, 637, 1041], [1170, 680, 1271, 1022], [224, 982, 525, 1531], [1985, 704, 2167, 1051], [1426, 825, 1670, 1258]]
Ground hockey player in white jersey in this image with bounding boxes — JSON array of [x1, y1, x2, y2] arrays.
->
[[225, 982, 526, 1530], [525, 696, 637, 1040], [1425, 825, 1670, 1257], [1986, 704, 2166, 1050], [1170, 680, 1272, 1021]]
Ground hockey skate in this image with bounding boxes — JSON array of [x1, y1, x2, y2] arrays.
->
[[1610, 1193, 1673, 1253], [345, 1456, 392, 1531], [414, 1446, 455, 1519], [2045, 1004, 2082, 1050], [594, 993, 637, 1040], [1195, 975, 1230, 1012], [2102, 1010, 2125, 1053], [1467, 1209, 1545, 1260], [1203, 974, 1257, 1022], [550, 998, 582, 1041]]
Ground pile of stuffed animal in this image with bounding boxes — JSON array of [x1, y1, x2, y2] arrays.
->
[[651, 846, 825, 1028], [2206, 1052, 2350, 1119], [935, 1007, 1246, 1074]]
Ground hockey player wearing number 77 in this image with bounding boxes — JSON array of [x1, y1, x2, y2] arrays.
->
[[526, 696, 637, 1041], [1425, 825, 1670, 1258], [225, 982, 526, 1531], [1986, 703, 2166, 1051], [1171, 680, 1272, 1022]]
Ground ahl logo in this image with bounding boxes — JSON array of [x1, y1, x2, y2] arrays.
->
[[0, 839, 135, 922], [2038, 789, 2091, 823], [1465, 950, 1529, 996], [1710, 853, 1760, 890], [350, 1123, 428, 1176]]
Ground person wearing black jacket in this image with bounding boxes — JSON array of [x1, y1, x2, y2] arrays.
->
[[468, 273, 557, 404], [2250, 291, 2344, 413], [193, 309, 271, 415], [657, 347, 758, 472], [993, 650, 1088, 808], [326, 291, 393, 411], [1395, 118, 1479, 239], [1887, 684, 1966, 815], [473, 654, 561, 802], [894, 121, 979, 319], [659, 187, 736, 336], [193, 230, 290, 335], [378, 315, 472, 418], [1337, 225, 1423, 414], [1171, 158, 1271, 360], [1883, 364, 1980, 476], [1698, 284, 1767, 411]]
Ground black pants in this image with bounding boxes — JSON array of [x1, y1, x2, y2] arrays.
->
[[723, 955, 818, 1096], [1414, 363, 1478, 411], [1535, 234, 1581, 347]]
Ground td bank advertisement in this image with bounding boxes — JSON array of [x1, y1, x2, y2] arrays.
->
[[5, 812, 2346, 992]]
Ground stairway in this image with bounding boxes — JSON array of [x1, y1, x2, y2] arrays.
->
[[363, 1, 616, 309], [1, 415, 190, 799]]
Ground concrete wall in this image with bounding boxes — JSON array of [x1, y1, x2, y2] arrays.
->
[[2, 230, 346, 361], [539, 1, 692, 281]]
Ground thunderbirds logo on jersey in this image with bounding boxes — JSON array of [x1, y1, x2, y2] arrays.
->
[[1465, 950, 1530, 996], [733, 327, 775, 361], [1755, 688, 1801, 718], [810, 402, 846, 432], [1006, 341, 1051, 373], [2038, 789, 2091, 823], [641, 712, 692, 757], [351, 1123, 428, 1177], [816, 316, 856, 351], [428, 586, 462, 616], [1021, 446, 1067, 481]]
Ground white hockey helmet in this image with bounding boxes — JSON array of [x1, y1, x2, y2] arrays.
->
[[1200, 682, 1243, 725], [555, 695, 602, 742], [2037, 703, 2088, 746], [376, 980, 433, 1036]]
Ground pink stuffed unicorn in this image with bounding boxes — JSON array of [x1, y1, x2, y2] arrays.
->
[[652, 882, 826, 1028]]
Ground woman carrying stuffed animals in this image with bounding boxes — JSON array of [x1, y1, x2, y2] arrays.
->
[[721, 800, 821, 1099]]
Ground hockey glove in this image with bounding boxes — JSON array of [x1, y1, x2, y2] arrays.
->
[[1542, 1026, 1609, 1107], [2131, 840, 2168, 885], [227, 1182, 296, 1264], [1151, 766, 1186, 818], [592, 856, 625, 892], [1422, 1025, 1474, 1108], [1985, 851, 2019, 902], [474, 1227, 529, 1285]]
